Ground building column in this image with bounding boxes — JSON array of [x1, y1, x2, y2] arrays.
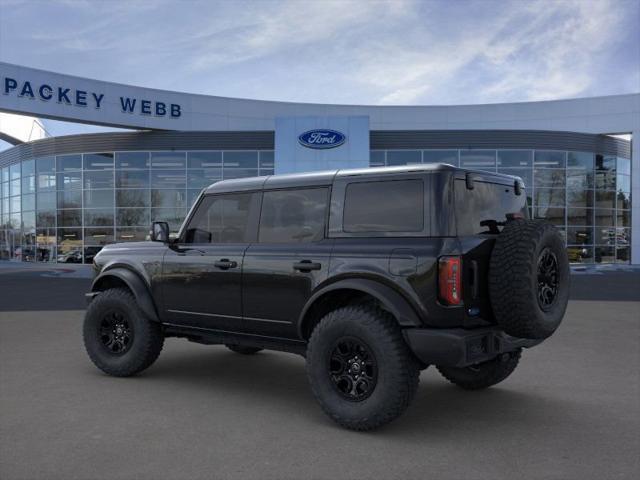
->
[[631, 129, 639, 265]]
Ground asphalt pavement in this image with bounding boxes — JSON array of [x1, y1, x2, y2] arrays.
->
[[0, 267, 639, 480]]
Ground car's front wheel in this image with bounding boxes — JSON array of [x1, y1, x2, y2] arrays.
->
[[306, 304, 420, 431], [83, 288, 164, 377]]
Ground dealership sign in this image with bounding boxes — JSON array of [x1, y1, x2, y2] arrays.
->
[[2, 76, 181, 118], [298, 129, 346, 149]]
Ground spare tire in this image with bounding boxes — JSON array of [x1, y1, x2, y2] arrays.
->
[[489, 219, 569, 339]]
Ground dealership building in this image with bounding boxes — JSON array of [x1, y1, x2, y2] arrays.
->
[[0, 62, 638, 264]]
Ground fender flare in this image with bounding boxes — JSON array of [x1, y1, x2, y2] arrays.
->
[[91, 268, 160, 322], [298, 278, 422, 338]]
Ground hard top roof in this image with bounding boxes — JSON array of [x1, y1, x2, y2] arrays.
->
[[204, 163, 522, 194]]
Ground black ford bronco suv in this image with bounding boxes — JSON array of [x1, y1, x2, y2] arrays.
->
[[83, 164, 569, 430]]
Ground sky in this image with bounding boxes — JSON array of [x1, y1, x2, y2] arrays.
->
[[0, 0, 639, 142]]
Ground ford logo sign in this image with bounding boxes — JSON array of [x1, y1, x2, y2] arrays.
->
[[298, 129, 346, 149]]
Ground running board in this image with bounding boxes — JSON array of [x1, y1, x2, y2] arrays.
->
[[162, 323, 307, 356]]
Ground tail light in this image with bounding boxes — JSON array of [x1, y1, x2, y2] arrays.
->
[[438, 256, 462, 305]]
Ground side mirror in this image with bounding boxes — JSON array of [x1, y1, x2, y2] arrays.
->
[[151, 221, 170, 243]]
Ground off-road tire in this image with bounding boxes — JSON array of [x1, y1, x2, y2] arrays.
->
[[489, 219, 569, 339], [225, 344, 263, 355], [437, 349, 521, 390], [83, 288, 164, 377], [306, 305, 420, 431]]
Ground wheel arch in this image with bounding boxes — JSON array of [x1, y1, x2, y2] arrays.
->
[[91, 267, 160, 323], [298, 278, 422, 339]]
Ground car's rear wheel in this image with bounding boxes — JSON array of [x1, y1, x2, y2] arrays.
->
[[437, 350, 521, 390], [306, 304, 420, 431], [83, 288, 164, 377], [225, 344, 263, 355], [489, 219, 570, 339]]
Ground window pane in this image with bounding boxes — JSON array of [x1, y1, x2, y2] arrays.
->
[[57, 190, 82, 209], [616, 191, 631, 210], [187, 151, 222, 169], [85, 228, 114, 245], [57, 171, 82, 190], [2, 166, 10, 183], [84, 209, 114, 226], [344, 180, 423, 233], [84, 170, 114, 189], [386, 151, 421, 166], [116, 189, 150, 208], [594, 209, 615, 226], [534, 188, 565, 207], [566, 227, 593, 245], [57, 209, 82, 227], [22, 193, 35, 211], [116, 170, 149, 188], [37, 173, 56, 191], [423, 150, 458, 165], [22, 159, 35, 176], [596, 155, 616, 172], [84, 190, 114, 209], [117, 208, 150, 227], [151, 170, 186, 188], [21, 175, 36, 194], [36, 157, 55, 174], [595, 246, 615, 264], [595, 227, 616, 246], [224, 151, 258, 168], [534, 169, 565, 188], [83, 153, 114, 170], [616, 157, 630, 176], [151, 208, 187, 233], [184, 193, 255, 243], [567, 208, 593, 226], [566, 189, 593, 208], [150, 152, 186, 168], [567, 151, 594, 169], [616, 227, 631, 247], [10, 178, 20, 196], [616, 246, 630, 263], [567, 169, 593, 189], [370, 151, 385, 167], [259, 151, 274, 169], [187, 169, 222, 189], [595, 191, 616, 209], [616, 174, 630, 193], [57, 154, 82, 171], [567, 246, 593, 264], [534, 151, 566, 168], [116, 152, 149, 169], [497, 150, 532, 168], [223, 169, 258, 179], [151, 189, 187, 208], [187, 189, 203, 206], [10, 196, 20, 212], [534, 206, 565, 225], [616, 210, 630, 227], [459, 151, 495, 171], [36, 211, 55, 228], [116, 227, 149, 242], [259, 188, 328, 243]]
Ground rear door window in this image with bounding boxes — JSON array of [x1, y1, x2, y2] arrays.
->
[[258, 188, 328, 243], [343, 179, 424, 233]]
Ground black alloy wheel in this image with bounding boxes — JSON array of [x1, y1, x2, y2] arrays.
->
[[99, 310, 133, 355], [537, 248, 559, 310], [328, 337, 378, 402]]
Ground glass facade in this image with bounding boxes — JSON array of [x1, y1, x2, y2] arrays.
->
[[0, 147, 631, 264], [371, 149, 632, 264], [0, 150, 274, 263]]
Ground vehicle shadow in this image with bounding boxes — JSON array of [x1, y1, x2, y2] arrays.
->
[[134, 344, 574, 436]]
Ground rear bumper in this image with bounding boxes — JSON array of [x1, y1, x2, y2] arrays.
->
[[403, 327, 542, 368]]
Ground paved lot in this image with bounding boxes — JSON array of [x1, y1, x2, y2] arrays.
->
[[1, 268, 639, 480]]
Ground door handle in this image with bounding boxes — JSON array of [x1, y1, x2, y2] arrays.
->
[[214, 259, 238, 270], [293, 260, 322, 272]]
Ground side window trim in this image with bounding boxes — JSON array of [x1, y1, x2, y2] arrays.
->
[[329, 175, 430, 238], [180, 191, 261, 245], [256, 186, 330, 244]]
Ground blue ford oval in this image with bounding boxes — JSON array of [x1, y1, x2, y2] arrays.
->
[[298, 129, 346, 149]]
